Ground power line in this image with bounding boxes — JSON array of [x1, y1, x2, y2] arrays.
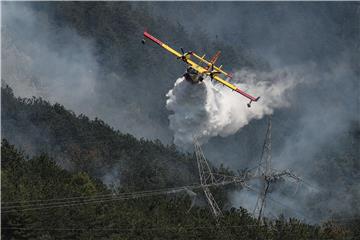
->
[[2, 185, 197, 205], [1, 181, 238, 213], [1, 186, 194, 213], [1, 224, 261, 232], [1, 182, 230, 208]]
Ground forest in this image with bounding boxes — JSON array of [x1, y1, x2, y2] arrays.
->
[[2, 2, 360, 239], [2, 86, 359, 239]]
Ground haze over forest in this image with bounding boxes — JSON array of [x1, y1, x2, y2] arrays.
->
[[1, 2, 359, 238]]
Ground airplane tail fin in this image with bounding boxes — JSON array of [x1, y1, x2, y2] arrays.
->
[[210, 51, 221, 64]]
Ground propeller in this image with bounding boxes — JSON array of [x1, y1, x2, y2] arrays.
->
[[180, 47, 185, 54], [177, 47, 193, 61], [208, 64, 221, 80]]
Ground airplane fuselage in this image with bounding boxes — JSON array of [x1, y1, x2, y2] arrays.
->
[[142, 31, 260, 106], [183, 67, 204, 83]]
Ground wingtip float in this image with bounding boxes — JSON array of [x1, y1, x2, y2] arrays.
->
[[142, 31, 260, 108]]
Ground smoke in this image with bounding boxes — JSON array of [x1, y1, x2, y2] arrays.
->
[[223, 56, 359, 222], [166, 55, 359, 222], [2, 2, 359, 222], [101, 164, 121, 189], [1, 2, 173, 142], [2, 3, 98, 115], [166, 68, 302, 148], [156, 2, 359, 222]]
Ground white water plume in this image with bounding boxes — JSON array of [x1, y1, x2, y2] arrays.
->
[[166, 69, 302, 148]]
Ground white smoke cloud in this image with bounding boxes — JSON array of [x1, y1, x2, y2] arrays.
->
[[166, 68, 302, 148], [2, 3, 98, 115]]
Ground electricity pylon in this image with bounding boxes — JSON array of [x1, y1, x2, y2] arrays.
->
[[253, 116, 302, 221], [194, 138, 223, 219], [193, 137, 252, 220], [194, 138, 247, 240]]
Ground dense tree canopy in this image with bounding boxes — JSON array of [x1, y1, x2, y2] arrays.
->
[[2, 140, 358, 240], [2, 84, 359, 239]]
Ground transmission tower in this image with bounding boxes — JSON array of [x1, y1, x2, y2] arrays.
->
[[194, 138, 246, 240], [194, 138, 223, 219], [253, 116, 302, 221]]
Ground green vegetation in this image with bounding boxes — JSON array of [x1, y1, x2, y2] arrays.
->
[[2, 140, 358, 240], [1, 85, 199, 191], [2, 2, 360, 239], [2, 86, 359, 239]]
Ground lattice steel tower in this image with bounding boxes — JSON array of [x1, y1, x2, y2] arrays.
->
[[253, 116, 301, 221], [194, 138, 223, 219]]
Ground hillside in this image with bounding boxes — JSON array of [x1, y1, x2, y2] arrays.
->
[[3, 80, 360, 222], [2, 85, 360, 239], [2, 138, 359, 239], [1, 85, 201, 191], [2, 1, 360, 235]]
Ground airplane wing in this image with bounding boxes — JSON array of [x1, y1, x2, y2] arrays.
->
[[144, 31, 182, 58], [143, 31, 208, 73], [143, 31, 259, 105], [213, 75, 260, 103], [191, 53, 233, 79]]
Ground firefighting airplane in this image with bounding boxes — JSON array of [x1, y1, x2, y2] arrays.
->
[[142, 31, 260, 107]]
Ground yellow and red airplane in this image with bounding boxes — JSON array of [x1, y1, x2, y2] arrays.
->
[[142, 31, 260, 107]]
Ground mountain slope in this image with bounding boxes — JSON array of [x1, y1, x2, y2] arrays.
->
[[2, 140, 358, 240], [1, 85, 199, 190]]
